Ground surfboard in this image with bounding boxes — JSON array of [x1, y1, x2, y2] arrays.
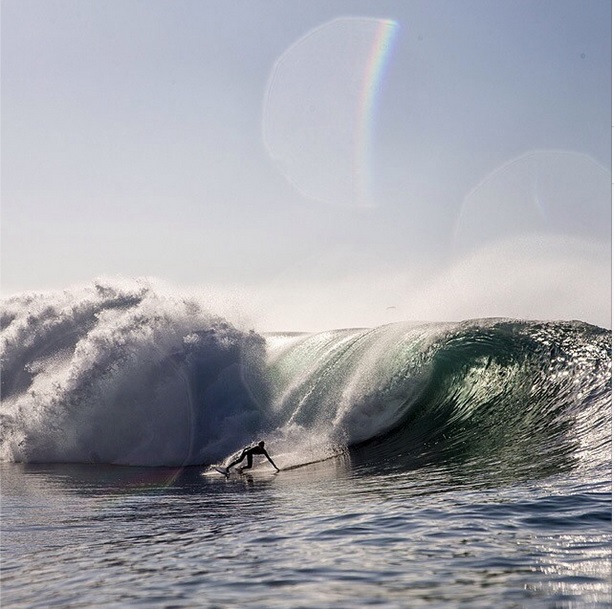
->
[[213, 466, 229, 476], [277, 450, 347, 472]]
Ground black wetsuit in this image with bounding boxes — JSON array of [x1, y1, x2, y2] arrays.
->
[[226, 444, 278, 471]]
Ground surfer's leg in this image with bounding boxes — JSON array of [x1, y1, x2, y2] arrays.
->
[[240, 454, 253, 472], [226, 450, 247, 472]]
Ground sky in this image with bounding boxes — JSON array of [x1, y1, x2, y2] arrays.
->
[[2, 0, 611, 331]]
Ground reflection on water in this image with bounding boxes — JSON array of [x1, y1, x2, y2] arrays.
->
[[2, 458, 610, 608]]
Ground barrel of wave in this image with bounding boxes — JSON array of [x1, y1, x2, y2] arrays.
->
[[262, 322, 441, 466]]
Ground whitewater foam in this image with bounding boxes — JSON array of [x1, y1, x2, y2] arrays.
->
[[1, 279, 268, 466]]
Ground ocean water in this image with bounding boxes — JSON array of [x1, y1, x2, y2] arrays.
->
[[1, 281, 611, 608]]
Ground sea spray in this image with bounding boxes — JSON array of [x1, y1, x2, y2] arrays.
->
[[1, 279, 268, 466]]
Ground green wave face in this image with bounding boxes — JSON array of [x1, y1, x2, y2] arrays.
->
[[265, 320, 611, 479]]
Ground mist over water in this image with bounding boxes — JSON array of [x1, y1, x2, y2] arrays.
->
[[240, 146, 612, 332]]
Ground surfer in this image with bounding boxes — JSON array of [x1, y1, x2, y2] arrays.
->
[[225, 441, 279, 473]]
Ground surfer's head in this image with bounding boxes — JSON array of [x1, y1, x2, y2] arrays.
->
[[258, 441, 265, 448]]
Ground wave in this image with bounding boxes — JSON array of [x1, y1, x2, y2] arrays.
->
[[1, 279, 611, 477], [265, 319, 611, 477]]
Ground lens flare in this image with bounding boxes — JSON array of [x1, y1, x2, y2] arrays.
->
[[263, 17, 399, 209]]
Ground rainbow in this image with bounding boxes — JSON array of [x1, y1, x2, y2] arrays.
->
[[355, 19, 399, 208]]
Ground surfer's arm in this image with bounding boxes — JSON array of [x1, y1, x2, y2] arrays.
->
[[263, 450, 279, 471]]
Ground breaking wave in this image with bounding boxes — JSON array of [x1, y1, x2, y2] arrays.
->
[[1, 280, 610, 477]]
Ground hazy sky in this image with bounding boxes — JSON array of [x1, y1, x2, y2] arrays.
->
[[2, 0, 611, 330]]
